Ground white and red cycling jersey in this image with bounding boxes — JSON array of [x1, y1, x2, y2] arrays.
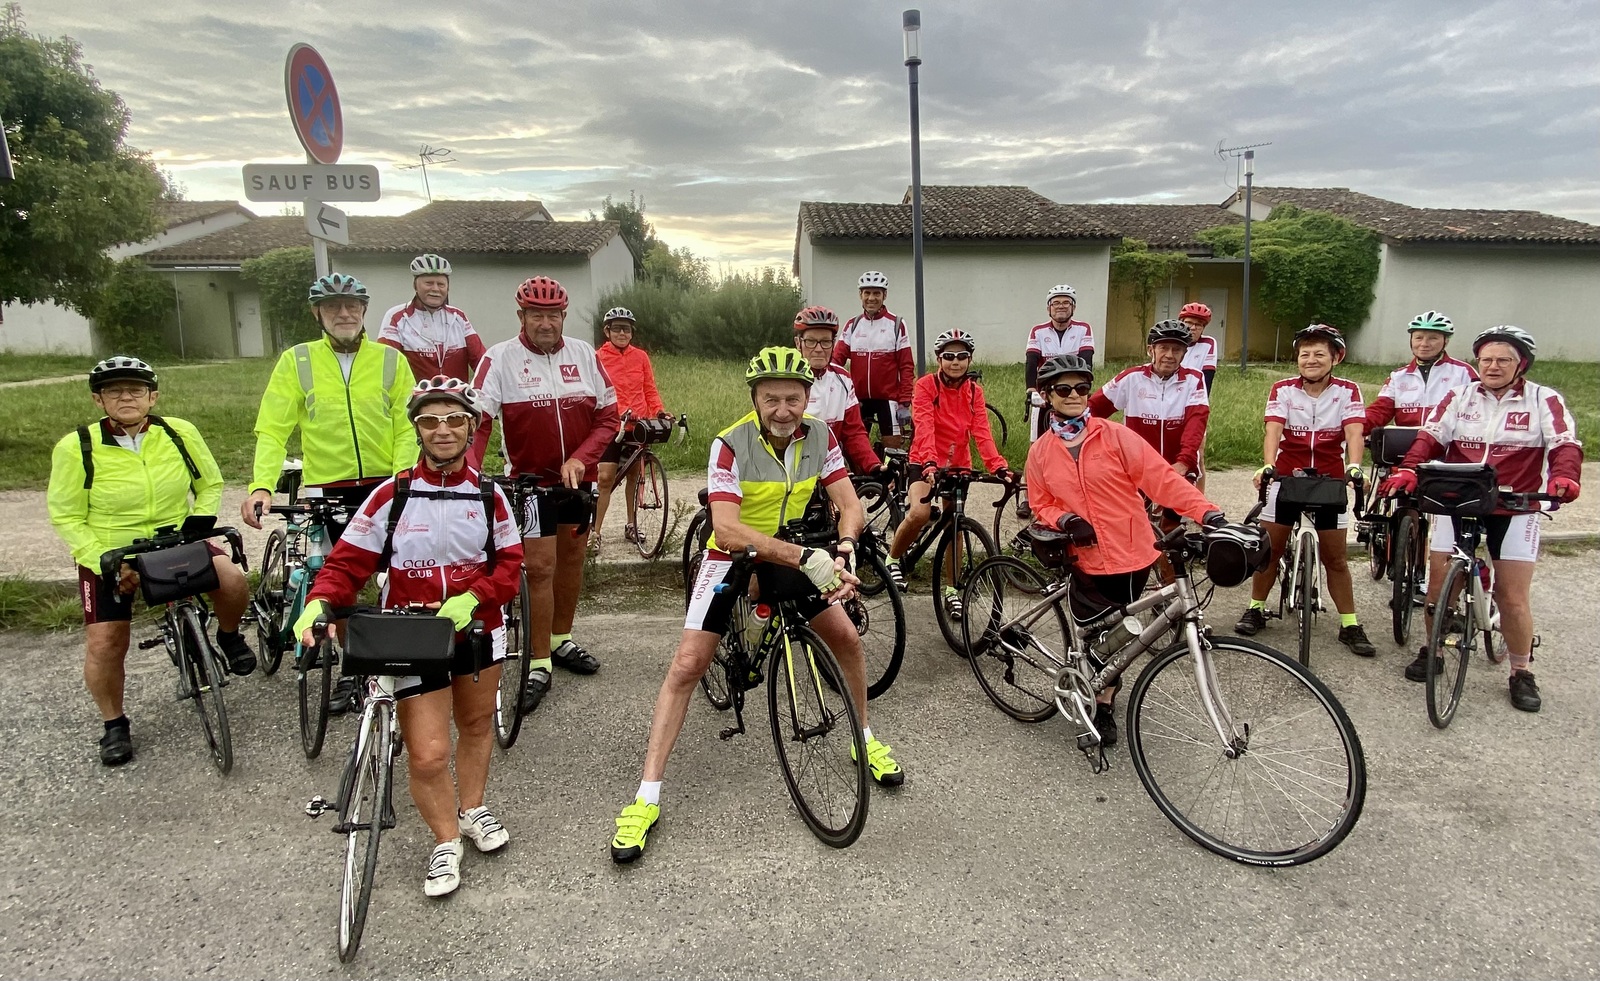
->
[[833, 309, 914, 403], [1265, 376, 1365, 477], [806, 363, 880, 474], [376, 300, 486, 383], [1364, 354, 1478, 430], [1402, 379, 1583, 506], [306, 464, 523, 633], [1026, 320, 1095, 361], [1087, 365, 1210, 472], [470, 334, 619, 484], [1181, 335, 1218, 373]]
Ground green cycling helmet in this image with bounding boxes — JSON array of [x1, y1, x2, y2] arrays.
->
[[1407, 310, 1453, 335], [745, 346, 815, 388]]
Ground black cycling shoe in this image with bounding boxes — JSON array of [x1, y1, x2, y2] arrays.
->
[[1404, 648, 1442, 682], [99, 723, 133, 767], [1092, 703, 1118, 748], [1234, 607, 1267, 636], [519, 668, 552, 715], [1509, 670, 1542, 713], [215, 629, 257, 676], [551, 640, 600, 675], [1015, 497, 1032, 521], [327, 675, 361, 716], [1338, 624, 1377, 657]]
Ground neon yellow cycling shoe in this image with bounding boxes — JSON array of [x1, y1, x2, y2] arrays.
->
[[853, 735, 905, 787], [610, 798, 660, 864]]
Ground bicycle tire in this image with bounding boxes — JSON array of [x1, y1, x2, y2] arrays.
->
[[1295, 532, 1315, 668], [337, 705, 392, 962], [255, 530, 288, 676], [1426, 560, 1474, 729], [990, 481, 1032, 559], [846, 545, 906, 699], [933, 515, 998, 654], [180, 607, 233, 775], [1126, 635, 1366, 867], [767, 624, 868, 847], [680, 510, 709, 587], [685, 551, 735, 712], [631, 452, 670, 560], [1390, 513, 1421, 646], [960, 557, 1064, 723], [495, 568, 533, 748], [1366, 519, 1387, 581], [856, 479, 904, 553], [299, 635, 334, 759], [986, 403, 1009, 446]]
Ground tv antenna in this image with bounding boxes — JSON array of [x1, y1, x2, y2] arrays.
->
[[1216, 140, 1272, 190], [399, 144, 456, 202]]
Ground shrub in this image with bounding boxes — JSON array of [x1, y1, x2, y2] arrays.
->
[[594, 268, 803, 360], [241, 246, 318, 350], [85, 257, 175, 356]]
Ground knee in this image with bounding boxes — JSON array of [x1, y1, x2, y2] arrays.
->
[[664, 646, 712, 691], [407, 736, 452, 781], [1323, 551, 1349, 574], [453, 697, 494, 737], [213, 560, 247, 595], [523, 550, 557, 583]]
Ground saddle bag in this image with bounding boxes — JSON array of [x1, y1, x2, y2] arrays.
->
[[135, 542, 220, 606]]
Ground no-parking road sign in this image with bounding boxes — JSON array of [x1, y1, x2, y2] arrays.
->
[[285, 43, 343, 165]]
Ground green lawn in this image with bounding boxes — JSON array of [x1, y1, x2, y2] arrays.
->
[[0, 354, 101, 385], [1, 352, 1594, 492]]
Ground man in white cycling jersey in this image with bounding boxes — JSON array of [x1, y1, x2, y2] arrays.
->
[[1019, 283, 1095, 518], [377, 253, 486, 383]]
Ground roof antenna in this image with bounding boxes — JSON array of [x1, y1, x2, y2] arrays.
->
[[398, 144, 456, 202], [1216, 140, 1272, 191]]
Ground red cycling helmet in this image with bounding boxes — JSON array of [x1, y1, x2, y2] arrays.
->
[[793, 305, 840, 332], [1179, 302, 1212, 325], [515, 276, 568, 310]]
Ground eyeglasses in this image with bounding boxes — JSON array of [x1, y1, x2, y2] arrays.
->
[[938, 351, 972, 362], [606, 324, 634, 333], [797, 338, 833, 350], [98, 386, 151, 399], [1048, 382, 1094, 398], [1477, 356, 1518, 367], [414, 412, 474, 430]]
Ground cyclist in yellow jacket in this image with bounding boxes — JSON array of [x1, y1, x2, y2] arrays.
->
[[241, 273, 417, 710], [48, 357, 252, 767]]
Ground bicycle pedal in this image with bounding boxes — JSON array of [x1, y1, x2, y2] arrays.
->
[[717, 725, 743, 740], [1075, 731, 1100, 751], [304, 795, 331, 818]]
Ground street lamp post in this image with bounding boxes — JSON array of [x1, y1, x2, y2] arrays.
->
[[1239, 149, 1254, 373], [903, 9, 926, 374]]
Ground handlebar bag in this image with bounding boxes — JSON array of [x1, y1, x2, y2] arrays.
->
[[135, 542, 220, 606], [1416, 463, 1498, 518], [341, 612, 457, 676], [1277, 475, 1348, 511], [632, 418, 674, 445], [1373, 427, 1421, 467]]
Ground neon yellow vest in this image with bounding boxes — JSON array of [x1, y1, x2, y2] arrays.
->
[[708, 411, 831, 549]]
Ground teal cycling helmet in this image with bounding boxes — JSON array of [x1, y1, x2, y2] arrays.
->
[[1407, 310, 1453, 335], [308, 273, 370, 305]]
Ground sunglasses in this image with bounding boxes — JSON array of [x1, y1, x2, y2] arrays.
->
[[415, 412, 474, 430], [938, 351, 972, 362], [606, 324, 634, 333], [1048, 382, 1093, 397]]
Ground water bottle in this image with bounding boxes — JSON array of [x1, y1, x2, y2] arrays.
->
[[1478, 563, 1492, 595], [287, 566, 308, 591], [744, 603, 773, 651], [1093, 615, 1144, 659]]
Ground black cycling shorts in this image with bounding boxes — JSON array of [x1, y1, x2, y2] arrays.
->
[[520, 483, 596, 539], [685, 551, 830, 635], [858, 399, 903, 439], [393, 629, 507, 700]]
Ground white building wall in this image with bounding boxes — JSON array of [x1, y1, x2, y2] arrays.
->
[[800, 234, 1112, 366], [0, 301, 95, 354], [1354, 244, 1600, 363]]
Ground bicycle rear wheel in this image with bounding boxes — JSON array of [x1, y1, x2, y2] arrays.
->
[[680, 509, 710, 587], [991, 481, 1031, 559], [255, 530, 288, 676], [768, 625, 868, 847], [299, 636, 334, 759], [985, 402, 1009, 446], [1365, 520, 1387, 581], [631, 452, 669, 559], [933, 516, 997, 654], [1294, 533, 1315, 668], [337, 705, 392, 963], [845, 545, 906, 699], [1426, 561, 1474, 729], [495, 569, 532, 748], [1126, 635, 1366, 867], [180, 608, 233, 774], [960, 557, 1064, 723], [1390, 513, 1421, 646]]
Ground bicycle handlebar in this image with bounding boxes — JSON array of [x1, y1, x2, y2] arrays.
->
[[491, 475, 599, 505], [100, 524, 247, 581]]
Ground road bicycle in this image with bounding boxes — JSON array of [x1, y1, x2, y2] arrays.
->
[[599, 411, 689, 559], [960, 522, 1366, 867], [1412, 463, 1559, 729], [684, 544, 868, 846], [103, 518, 248, 775], [1257, 471, 1363, 667], [489, 477, 597, 747], [1357, 426, 1428, 645]]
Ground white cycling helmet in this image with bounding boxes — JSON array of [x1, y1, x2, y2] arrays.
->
[[89, 355, 158, 392], [1047, 284, 1077, 303], [858, 271, 889, 290], [409, 253, 451, 277], [407, 375, 480, 420], [602, 307, 636, 324], [934, 328, 976, 355]]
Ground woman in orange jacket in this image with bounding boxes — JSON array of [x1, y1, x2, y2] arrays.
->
[[1023, 354, 1229, 745]]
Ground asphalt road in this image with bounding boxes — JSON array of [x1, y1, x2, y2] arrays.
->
[[1, 554, 1597, 980]]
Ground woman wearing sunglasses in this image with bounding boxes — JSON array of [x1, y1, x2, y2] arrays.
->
[[883, 329, 1016, 591], [1023, 354, 1229, 747]]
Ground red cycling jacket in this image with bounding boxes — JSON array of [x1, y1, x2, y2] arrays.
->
[[908, 372, 1007, 473], [1364, 354, 1478, 430], [833, 309, 915, 404], [470, 334, 619, 484], [595, 342, 666, 418]]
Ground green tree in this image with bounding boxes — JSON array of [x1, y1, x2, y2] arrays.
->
[[241, 246, 318, 350], [589, 191, 657, 277], [1199, 205, 1381, 345], [642, 241, 710, 290], [0, 6, 164, 310], [1110, 238, 1191, 329], [84, 257, 175, 356]]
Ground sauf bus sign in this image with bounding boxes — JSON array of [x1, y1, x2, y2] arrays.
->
[[242, 163, 380, 202]]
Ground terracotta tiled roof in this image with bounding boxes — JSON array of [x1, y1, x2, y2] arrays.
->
[[141, 201, 619, 265], [1071, 203, 1242, 251], [1239, 187, 1600, 244], [157, 200, 255, 228], [800, 185, 1119, 242]]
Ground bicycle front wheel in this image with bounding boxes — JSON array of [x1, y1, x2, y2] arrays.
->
[[1390, 513, 1421, 646], [631, 452, 669, 559], [986, 403, 1009, 446], [768, 625, 868, 847], [960, 557, 1064, 723], [680, 510, 709, 587], [933, 516, 997, 654], [180, 608, 233, 774], [495, 568, 533, 748], [1294, 534, 1315, 668], [856, 479, 904, 556], [847, 546, 906, 699], [1366, 520, 1387, 581], [1426, 560, 1474, 729], [299, 636, 334, 759], [990, 481, 1031, 559], [1126, 635, 1366, 867], [337, 705, 392, 962], [255, 530, 288, 676]]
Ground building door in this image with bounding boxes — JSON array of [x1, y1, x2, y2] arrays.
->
[[234, 291, 265, 358], [1199, 287, 1229, 361]]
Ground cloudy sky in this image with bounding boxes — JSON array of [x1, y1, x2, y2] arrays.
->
[[31, 0, 1600, 269]]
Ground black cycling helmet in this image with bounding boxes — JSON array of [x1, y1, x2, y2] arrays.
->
[[1205, 524, 1270, 588], [1146, 319, 1192, 346], [89, 356, 158, 393], [1472, 325, 1536, 372], [1036, 354, 1094, 389], [1292, 323, 1346, 359]]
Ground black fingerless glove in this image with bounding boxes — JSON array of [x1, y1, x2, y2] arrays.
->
[[1056, 512, 1097, 546]]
